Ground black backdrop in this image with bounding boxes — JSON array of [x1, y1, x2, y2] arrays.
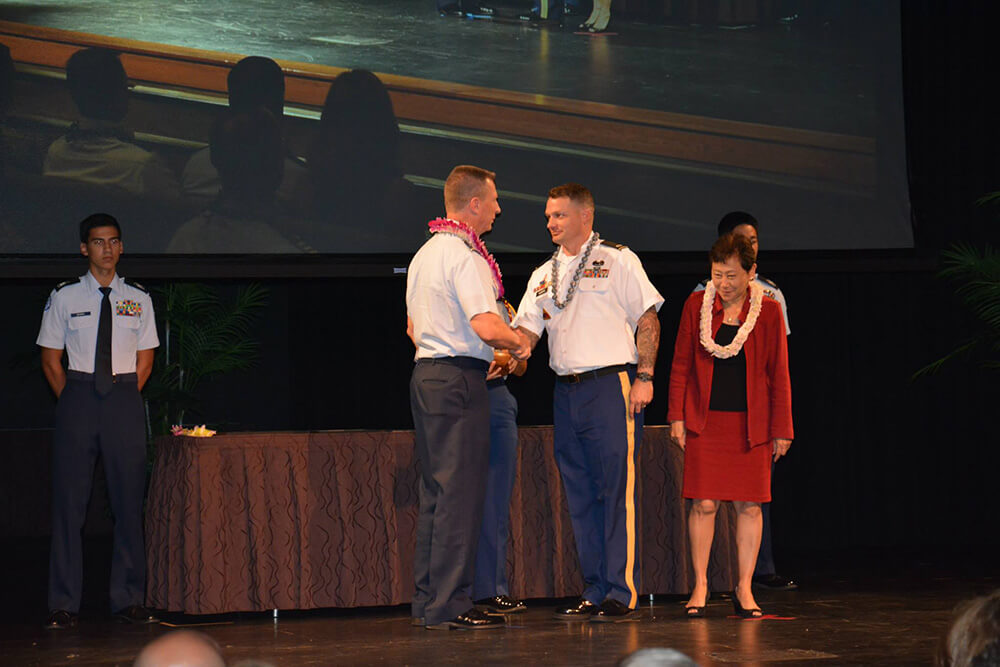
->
[[1, 2, 998, 556]]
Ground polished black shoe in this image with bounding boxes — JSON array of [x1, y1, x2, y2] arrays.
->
[[684, 605, 706, 618], [752, 574, 799, 590], [45, 610, 78, 630], [426, 608, 505, 630], [475, 595, 527, 614], [592, 598, 640, 622], [113, 605, 159, 624], [553, 597, 598, 620]]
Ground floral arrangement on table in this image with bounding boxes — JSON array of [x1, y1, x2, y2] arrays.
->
[[171, 424, 217, 437]]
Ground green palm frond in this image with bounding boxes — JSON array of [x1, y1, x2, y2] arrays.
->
[[914, 237, 1000, 378], [146, 283, 268, 436]]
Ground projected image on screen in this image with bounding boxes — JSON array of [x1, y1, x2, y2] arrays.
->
[[0, 1, 910, 255]]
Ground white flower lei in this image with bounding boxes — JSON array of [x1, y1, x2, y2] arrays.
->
[[699, 280, 764, 359]]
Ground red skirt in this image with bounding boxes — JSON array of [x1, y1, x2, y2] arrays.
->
[[682, 410, 771, 503]]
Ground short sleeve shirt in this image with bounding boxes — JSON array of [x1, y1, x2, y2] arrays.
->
[[694, 275, 790, 335], [406, 233, 500, 362], [37, 272, 160, 374], [513, 233, 664, 375]]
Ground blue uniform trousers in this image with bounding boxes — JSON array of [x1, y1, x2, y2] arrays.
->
[[553, 366, 642, 608], [48, 372, 147, 613], [472, 381, 519, 600], [409, 357, 490, 625]]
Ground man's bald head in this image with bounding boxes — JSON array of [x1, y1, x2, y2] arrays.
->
[[134, 630, 226, 667]]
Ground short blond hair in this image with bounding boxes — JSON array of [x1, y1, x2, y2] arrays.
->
[[444, 165, 496, 212]]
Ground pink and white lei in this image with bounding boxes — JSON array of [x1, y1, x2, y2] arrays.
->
[[428, 217, 504, 298], [699, 281, 764, 358]]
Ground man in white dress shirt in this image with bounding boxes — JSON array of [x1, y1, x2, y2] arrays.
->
[[37, 213, 160, 629], [514, 183, 663, 622], [406, 165, 530, 630]]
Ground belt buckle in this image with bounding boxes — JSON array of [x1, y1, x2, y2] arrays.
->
[[566, 373, 581, 384]]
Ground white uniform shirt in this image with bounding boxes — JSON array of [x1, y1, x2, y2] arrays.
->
[[693, 275, 790, 335], [406, 233, 500, 363], [514, 233, 664, 376], [37, 272, 160, 374]]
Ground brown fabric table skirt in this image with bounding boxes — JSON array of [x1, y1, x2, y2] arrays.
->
[[146, 427, 738, 614]]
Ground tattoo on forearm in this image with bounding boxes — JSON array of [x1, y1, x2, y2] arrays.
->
[[636, 308, 660, 370]]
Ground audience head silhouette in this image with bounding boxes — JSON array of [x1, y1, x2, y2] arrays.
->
[[941, 589, 1000, 667], [311, 69, 401, 200], [228, 56, 285, 118], [66, 48, 129, 122], [210, 107, 284, 201], [1, 42, 13, 118], [133, 630, 226, 667]]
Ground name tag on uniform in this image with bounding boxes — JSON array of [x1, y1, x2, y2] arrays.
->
[[116, 300, 142, 316], [70, 311, 91, 317]]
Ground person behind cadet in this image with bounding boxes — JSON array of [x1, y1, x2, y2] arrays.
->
[[513, 183, 663, 622], [180, 55, 308, 212], [939, 589, 1000, 667], [167, 107, 306, 253], [306, 69, 425, 253], [133, 630, 226, 667], [668, 233, 793, 618], [405, 164, 531, 630], [472, 298, 528, 616], [43, 48, 179, 198], [693, 211, 796, 591], [37, 213, 160, 629]]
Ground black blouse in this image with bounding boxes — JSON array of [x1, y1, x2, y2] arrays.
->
[[708, 323, 748, 411]]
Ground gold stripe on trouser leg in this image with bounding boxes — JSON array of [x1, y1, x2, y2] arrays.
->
[[618, 371, 638, 608]]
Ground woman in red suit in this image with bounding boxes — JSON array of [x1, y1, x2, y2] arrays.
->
[[668, 233, 793, 618]]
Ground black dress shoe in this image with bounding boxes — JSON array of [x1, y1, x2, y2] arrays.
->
[[475, 595, 527, 614], [113, 605, 159, 624], [426, 607, 505, 630], [553, 597, 598, 620], [45, 610, 78, 630], [592, 598, 640, 622], [752, 574, 799, 590]]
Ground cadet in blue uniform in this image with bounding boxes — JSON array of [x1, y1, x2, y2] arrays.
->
[[693, 211, 796, 590], [37, 213, 160, 629], [473, 298, 528, 616], [514, 183, 663, 622]]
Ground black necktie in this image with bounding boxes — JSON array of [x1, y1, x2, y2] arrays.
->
[[95, 286, 113, 396]]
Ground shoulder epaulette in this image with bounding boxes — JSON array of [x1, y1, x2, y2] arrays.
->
[[758, 276, 778, 289], [124, 278, 150, 294], [54, 278, 81, 292], [600, 239, 627, 250]]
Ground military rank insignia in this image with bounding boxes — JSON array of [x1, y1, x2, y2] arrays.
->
[[534, 278, 549, 297], [582, 268, 609, 279], [116, 299, 142, 316], [542, 308, 551, 320]]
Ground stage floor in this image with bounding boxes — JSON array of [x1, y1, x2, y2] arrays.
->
[[0, 0, 877, 135], [1, 539, 995, 666]]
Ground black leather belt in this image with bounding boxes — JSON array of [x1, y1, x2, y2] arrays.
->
[[67, 370, 138, 383], [556, 364, 630, 384]]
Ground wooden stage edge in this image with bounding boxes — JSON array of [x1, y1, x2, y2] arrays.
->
[[1, 20, 875, 188]]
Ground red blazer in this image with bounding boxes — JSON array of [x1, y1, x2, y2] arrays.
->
[[667, 289, 793, 447]]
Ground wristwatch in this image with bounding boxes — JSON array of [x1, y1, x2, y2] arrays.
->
[[635, 371, 654, 383]]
